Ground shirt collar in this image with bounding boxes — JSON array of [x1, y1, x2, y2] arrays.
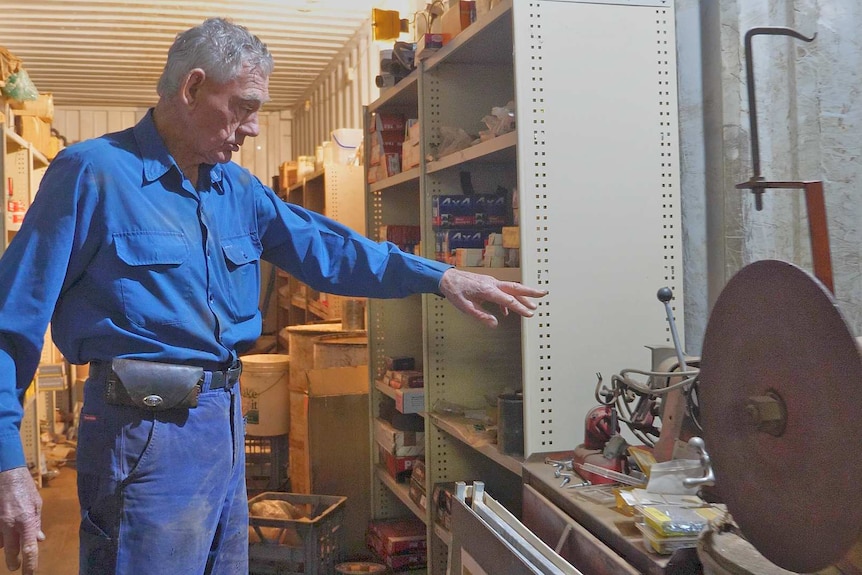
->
[[133, 109, 224, 186]]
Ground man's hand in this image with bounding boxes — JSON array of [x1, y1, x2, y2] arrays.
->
[[0, 466, 44, 575], [439, 268, 548, 328]]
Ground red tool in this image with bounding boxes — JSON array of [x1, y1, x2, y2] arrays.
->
[[572, 405, 626, 485]]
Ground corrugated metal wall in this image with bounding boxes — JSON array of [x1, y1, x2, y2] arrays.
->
[[290, 25, 382, 156], [52, 108, 293, 186], [47, 2, 416, 182], [698, 0, 862, 341], [51, 23, 381, 182]]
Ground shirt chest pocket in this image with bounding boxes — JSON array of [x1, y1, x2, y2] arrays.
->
[[220, 234, 261, 322], [114, 232, 191, 327]]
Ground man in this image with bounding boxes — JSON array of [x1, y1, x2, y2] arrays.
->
[[0, 18, 545, 575]]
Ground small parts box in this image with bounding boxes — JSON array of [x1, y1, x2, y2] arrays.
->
[[432, 482, 460, 531], [377, 443, 422, 483], [249, 492, 346, 575], [408, 460, 427, 512], [374, 417, 425, 458], [366, 517, 427, 571]]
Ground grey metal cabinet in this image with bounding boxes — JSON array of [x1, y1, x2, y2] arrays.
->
[[365, 1, 684, 572]]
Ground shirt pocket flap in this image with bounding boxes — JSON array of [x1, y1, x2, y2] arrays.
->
[[114, 232, 188, 266], [221, 235, 260, 266]]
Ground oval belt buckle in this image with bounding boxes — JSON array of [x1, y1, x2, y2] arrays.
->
[[142, 394, 164, 408]]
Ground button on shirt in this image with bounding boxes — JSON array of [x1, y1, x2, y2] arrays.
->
[[0, 110, 450, 470]]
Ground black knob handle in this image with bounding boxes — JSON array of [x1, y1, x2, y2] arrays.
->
[[657, 287, 673, 303]]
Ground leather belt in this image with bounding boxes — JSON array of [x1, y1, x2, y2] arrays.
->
[[207, 361, 243, 390], [90, 359, 243, 390]]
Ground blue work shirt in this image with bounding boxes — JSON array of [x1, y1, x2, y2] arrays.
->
[[0, 110, 449, 470]]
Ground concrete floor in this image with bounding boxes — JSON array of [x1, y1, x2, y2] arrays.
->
[[37, 466, 79, 575]]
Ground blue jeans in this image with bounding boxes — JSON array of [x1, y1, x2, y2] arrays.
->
[[76, 368, 248, 574]]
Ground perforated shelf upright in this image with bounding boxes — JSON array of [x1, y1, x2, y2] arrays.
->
[[1, 114, 52, 487], [365, 1, 684, 573], [2, 124, 48, 249]]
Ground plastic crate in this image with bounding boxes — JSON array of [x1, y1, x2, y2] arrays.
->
[[246, 435, 289, 494], [249, 492, 347, 575]]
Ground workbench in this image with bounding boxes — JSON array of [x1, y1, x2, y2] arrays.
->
[[521, 453, 702, 575]]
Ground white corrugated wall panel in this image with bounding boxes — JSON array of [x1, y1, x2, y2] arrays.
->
[[52, 107, 289, 186]]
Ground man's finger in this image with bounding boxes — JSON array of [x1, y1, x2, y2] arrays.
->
[[19, 516, 41, 575], [3, 529, 21, 572], [20, 537, 38, 575]]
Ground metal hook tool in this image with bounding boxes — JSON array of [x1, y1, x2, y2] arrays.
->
[[735, 27, 833, 292], [741, 26, 816, 199]]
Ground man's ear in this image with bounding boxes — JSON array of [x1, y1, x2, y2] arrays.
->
[[182, 69, 206, 106]]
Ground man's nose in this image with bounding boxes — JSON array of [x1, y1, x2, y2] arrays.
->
[[239, 114, 260, 138]]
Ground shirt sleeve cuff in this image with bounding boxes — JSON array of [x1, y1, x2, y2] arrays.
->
[[402, 254, 452, 296], [0, 432, 26, 472]]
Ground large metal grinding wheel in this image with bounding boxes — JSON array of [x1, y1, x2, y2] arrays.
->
[[699, 260, 862, 573]]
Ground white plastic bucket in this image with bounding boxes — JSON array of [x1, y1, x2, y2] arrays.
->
[[241, 354, 290, 436], [330, 128, 363, 165]]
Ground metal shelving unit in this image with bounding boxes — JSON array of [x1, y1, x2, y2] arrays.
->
[[366, 1, 683, 572], [2, 111, 53, 488], [2, 123, 48, 248], [275, 164, 365, 351]]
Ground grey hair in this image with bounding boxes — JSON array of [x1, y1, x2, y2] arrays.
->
[[157, 17, 274, 98]]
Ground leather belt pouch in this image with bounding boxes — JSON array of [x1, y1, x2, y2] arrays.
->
[[105, 358, 205, 411]]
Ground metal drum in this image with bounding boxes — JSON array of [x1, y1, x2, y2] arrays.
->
[[312, 332, 368, 369], [285, 323, 343, 391]]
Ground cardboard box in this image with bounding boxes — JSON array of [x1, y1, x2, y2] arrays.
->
[[385, 356, 416, 371], [435, 228, 502, 263], [15, 115, 51, 156], [372, 112, 406, 133], [377, 442, 422, 482], [367, 163, 384, 184], [401, 140, 420, 170], [410, 458, 426, 486], [453, 248, 484, 267], [502, 226, 520, 248], [415, 33, 451, 64], [279, 161, 298, 189], [394, 387, 424, 414], [9, 93, 54, 122], [375, 417, 425, 457], [288, 364, 369, 493], [408, 459, 427, 511], [378, 226, 420, 252], [371, 129, 405, 151], [432, 482, 459, 531], [287, 365, 370, 557], [441, 1, 476, 40], [46, 135, 61, 160], [387, 369, 423, 389], [432, 194, 475, 227], [405, 119, 420, 144], [475, 194, 509, 226], [382, 152, 401, 178], [374, 549, 426, 571], [366, 518, 427, 556], [408, 477, 427, 512], [297, 364, 368, 396]]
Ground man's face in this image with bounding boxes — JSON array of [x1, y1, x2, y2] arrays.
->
[[188, 64, 270, 165]]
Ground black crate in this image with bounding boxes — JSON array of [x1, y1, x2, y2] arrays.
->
[[246, 434, 289, 494], [249, 492, 347, 575]]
